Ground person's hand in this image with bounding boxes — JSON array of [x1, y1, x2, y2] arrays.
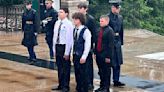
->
[[93, 54, 96, 60], [42, 20, 48, 25], [80, 58, 86, 64], [105, 58, 110, 63], [34, 33, 37, 36], [64, 55, 70, 61]]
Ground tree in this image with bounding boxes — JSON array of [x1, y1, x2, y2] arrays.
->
[[146, 0, 164, 34], [88, 0, 164, 35], [121, 0, 153, 28], [0, 0, 23, 6]]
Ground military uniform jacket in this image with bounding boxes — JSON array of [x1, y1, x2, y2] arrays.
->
[[22, 9, 38, 47], [44, 7, 58, 44], [108, 12, 124, 66]]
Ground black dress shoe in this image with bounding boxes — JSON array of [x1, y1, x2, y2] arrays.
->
[[31, 59, 37, 62], [95, 87, 104, 92], [114, 81, 125, 87], [62, 88, 69, 92], [95, 88, 110, 92], [101, 89, 110, 92], [27, 61, 34, 65], [88, 84, 94, 90], [28, 59, 37, 65], [52, 86, 62, 90], [27, 57, 31, 60]]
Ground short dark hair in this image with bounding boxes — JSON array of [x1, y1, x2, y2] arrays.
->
[[72, 12, 86, 25], [100, 15, 109, 20], [100, 15, 110, 24], [60, 7, 69, 14], [25, 0, 32, 5], [77, 2, 88, 9]]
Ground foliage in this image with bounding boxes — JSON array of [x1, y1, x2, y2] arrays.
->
[[0, 0, 23, 6], [88, 0, 164, 35]]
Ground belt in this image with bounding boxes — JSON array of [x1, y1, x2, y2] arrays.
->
[[56, 44, 65, 46], [115, 33, 119, 36], [26, 21, 33, 24]]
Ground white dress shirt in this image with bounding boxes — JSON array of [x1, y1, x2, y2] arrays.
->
[[74, 25, 91, 60], [53, 18, 74, 56]]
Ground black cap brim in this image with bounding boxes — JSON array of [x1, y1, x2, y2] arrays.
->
[[112, 3, 121, 8]]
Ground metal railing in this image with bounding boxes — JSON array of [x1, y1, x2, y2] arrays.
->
[[0, 5, 24, 32]]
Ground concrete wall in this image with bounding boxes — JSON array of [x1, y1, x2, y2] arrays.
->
[[61, 0, 88, 19]]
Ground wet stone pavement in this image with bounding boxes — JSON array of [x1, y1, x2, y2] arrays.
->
[[0, 29, 164, 92]]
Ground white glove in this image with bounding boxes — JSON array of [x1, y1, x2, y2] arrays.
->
[[42, 20, 48, 26], [34, 33, 37, 36]]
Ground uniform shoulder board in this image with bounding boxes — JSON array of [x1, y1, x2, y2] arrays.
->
[[52, 8, 58, 14], [32, 9, 36, 13], [88, 14, 94, 20], [108, 26, 113, 31], [107, 13, 110, 16], [118, 14, 123, 19], [44, 10, 47, 13], [54, 9, 57, 13]]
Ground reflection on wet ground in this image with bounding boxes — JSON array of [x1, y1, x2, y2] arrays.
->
[[0, 30, 164, 92]]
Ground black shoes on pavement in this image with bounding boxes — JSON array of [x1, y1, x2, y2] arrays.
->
[[113, 81, 125, 87]]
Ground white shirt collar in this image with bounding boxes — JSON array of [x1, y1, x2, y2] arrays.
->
[[59, 18, 68, 23], [76, 25, 84, 31]]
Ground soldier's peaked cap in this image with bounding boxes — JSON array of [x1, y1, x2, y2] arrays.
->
[[112, 3, 121, 8], [109, 0, 122, 8]]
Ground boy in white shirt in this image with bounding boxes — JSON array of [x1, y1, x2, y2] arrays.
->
[[52, 8, 73, 92], [72, 12, 91, 92]]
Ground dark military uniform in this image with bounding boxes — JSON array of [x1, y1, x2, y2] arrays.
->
[[85, 14, 96, 88], [43, 7, 58, 59], [22, 8, 38, 61], [108, 11, 124, 83]]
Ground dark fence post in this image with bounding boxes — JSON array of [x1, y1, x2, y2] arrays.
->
[[5, 6, 8, 32], [15, 7, 18, 31]]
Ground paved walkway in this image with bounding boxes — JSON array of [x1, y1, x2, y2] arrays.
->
[[0, 30, 164, 92]]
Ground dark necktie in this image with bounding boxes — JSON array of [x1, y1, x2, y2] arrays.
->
[[97, 28, 103, 52], [56, 22, 62, 44], [74, 28, 79, 40]]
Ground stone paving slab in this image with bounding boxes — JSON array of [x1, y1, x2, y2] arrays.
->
[[0, 30, 164, 92], [0, 59, 144, 92]]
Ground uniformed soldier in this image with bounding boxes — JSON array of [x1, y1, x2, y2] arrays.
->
[[72, 12, 91, 92], [22, 0, 38, 65], [42, 0, 58, 60], [77, 2, 96, 90], [108, 3, 125, 87]]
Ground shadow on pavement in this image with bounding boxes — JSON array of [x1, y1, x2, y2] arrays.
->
[[0, 51, 56, 70]]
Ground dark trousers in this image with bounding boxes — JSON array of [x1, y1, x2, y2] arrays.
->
[[86, 52, 94, 86], [112, 65, 120, 82], [96, 53, 111, 90], [47, 42, 54, 59], [56, 44, 71, 89], [73, 54, 88, 92], [27, 46, 36, 60]]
